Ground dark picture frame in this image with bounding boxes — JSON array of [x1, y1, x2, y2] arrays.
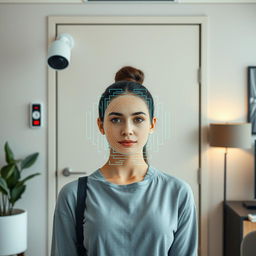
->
[[247, 66, 256, 134], [255, 140, 256, 199]]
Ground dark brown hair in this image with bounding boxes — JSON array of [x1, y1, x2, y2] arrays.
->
[[98, 66, 154, 164], [115, 66, 144, 84]]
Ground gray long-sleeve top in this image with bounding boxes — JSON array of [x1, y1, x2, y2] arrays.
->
[[51, 165, 198, 256]]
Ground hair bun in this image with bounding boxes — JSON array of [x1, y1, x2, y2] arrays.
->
[[115, 66, 144, 84]]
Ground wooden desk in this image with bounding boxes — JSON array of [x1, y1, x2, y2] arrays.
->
[[225, 201, 256, 256]]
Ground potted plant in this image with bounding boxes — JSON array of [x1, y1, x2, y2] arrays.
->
[[0, 142, 40, 256]]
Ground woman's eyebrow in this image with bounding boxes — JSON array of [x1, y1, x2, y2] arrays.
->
[[108, 111, 146, 116]]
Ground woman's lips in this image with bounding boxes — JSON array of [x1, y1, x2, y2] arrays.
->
[[119, 142, 137, 147]]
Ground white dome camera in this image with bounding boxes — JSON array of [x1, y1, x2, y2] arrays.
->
[[47, 33, 74, 70]]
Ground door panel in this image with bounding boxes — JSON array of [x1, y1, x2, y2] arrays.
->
[[57, 24, 199, 210]]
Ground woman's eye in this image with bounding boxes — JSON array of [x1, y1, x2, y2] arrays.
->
[[135, 117, 144, 123], [110, 118, 120, 123], [110, 117, 144, 123]]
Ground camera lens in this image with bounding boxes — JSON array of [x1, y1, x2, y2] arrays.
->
[[48, 55, 68, 70]]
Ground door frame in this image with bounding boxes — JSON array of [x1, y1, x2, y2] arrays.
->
[[47, 15, 208, 256]]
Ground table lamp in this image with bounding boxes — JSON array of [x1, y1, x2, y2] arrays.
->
[[209, 122, 251, 204], [209, 122, 251, 255]]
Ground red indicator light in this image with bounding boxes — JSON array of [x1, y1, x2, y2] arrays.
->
[[33, 120, 40, 126]]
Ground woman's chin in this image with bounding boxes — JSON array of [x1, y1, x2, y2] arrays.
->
[[110, 144, 141, 155]]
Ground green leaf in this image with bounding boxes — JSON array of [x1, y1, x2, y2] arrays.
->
[[10, 184, 26, 205], [0, 164, 15, 180], [4, 142, 15, 164], [6, 165, 20, 189], [0, 177, 9, 195], [19, 173, 40, 185], [20, 152, 39, 170]]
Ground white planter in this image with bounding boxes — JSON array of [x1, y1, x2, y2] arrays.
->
[[0, 209, 27, 256]]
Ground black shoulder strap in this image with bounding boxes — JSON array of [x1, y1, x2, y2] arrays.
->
[[76, 176, 88, 256]]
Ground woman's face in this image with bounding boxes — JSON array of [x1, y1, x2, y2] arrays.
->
[[97, 94, 156, 155]]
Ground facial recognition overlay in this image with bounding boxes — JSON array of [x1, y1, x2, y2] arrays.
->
[[85, 88, 171, 166]]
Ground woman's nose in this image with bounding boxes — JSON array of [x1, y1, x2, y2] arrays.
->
[[122, 121, 134, 135]]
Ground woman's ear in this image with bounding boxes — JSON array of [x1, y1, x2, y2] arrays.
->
[[150, 117, 157, 134], [97, 117, 105, 135]]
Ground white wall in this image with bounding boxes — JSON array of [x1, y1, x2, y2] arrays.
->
[[0, 3, 256, 256]]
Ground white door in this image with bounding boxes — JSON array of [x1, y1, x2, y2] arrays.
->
[[57, 22, 200, 204], [48, 16, 205, 254]]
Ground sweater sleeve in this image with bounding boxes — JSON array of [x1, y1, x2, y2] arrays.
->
[[51, 182, 79, 256], [168, 182, 198, 256]]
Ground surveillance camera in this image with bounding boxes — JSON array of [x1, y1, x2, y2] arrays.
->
[[47, 33, 74, 70]]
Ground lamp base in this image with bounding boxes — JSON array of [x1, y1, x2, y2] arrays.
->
[[243, 201, 256, 209]]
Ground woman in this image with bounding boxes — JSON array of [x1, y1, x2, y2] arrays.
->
[[51, 66, 198, 256]]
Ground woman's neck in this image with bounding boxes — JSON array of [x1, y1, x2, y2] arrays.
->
[[100, 147, 149, 181], [100, 161, 148, 181]]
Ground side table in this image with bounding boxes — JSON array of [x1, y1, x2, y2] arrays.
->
[[225, 201, 256, 256]]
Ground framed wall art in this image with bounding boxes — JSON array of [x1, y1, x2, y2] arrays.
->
[[248, 66, 256, 134]]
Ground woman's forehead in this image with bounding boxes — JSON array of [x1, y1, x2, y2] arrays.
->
[[106, 95, 149, 114]]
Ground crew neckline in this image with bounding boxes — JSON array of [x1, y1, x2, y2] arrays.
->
[[92, 165, 155, 189]]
